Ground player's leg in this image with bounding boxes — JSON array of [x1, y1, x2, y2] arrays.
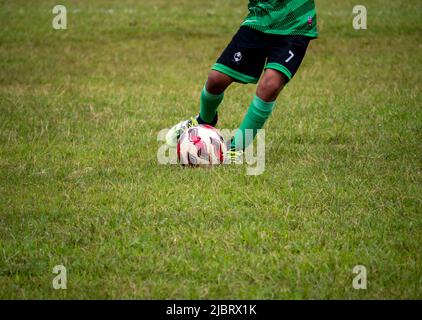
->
[[256, 69, 286, 102], [230, 69, 286, 150], [230, 35, 312, 151], [165, 70, 233, 148], [198, 70, 233, 126], [206, 69, 234, 94]]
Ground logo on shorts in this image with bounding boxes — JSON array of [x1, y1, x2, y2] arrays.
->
[[234, 52, 242, 63]]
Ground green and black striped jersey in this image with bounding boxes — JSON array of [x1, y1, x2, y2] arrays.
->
[[241, 0, 318, 37]]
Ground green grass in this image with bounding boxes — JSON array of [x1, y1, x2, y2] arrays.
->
[[0, 0, 421, 299]]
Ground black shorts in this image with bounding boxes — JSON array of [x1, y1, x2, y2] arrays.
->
[[212, 26, 311, 84]]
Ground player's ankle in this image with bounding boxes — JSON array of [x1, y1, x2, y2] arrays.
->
[[197, 112, 218, 126]]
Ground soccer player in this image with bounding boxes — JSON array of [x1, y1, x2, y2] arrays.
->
[[166, 0, 318, 162]]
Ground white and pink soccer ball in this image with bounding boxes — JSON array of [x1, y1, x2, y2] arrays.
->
[[177, 124, 227, 166]]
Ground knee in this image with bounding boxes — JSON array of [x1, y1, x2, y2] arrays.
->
[[205, 70, 232, 94], [256, 73, 285, 102]]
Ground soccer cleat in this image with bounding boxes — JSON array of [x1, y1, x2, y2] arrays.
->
[[224, 149, 244, 165], [166, 115, 199, 147]]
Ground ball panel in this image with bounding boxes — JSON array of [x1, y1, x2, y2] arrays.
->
[[176, 125, 226, 166]]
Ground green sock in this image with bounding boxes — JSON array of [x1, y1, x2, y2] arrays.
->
[[231, 95, 276, 150], [199, 86, 224, 124]]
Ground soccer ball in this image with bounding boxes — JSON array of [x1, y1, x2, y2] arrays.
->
[[177, 124, 227, 166]]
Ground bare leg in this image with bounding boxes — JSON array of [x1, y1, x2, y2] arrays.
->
[[256, 68, 286, 102], [205, 70, 234, 95]]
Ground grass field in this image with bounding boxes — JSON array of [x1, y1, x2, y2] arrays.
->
[[0, 0, 421, 299]]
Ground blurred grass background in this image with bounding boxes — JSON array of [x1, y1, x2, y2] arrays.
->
[[0, 0, 421, 298]]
